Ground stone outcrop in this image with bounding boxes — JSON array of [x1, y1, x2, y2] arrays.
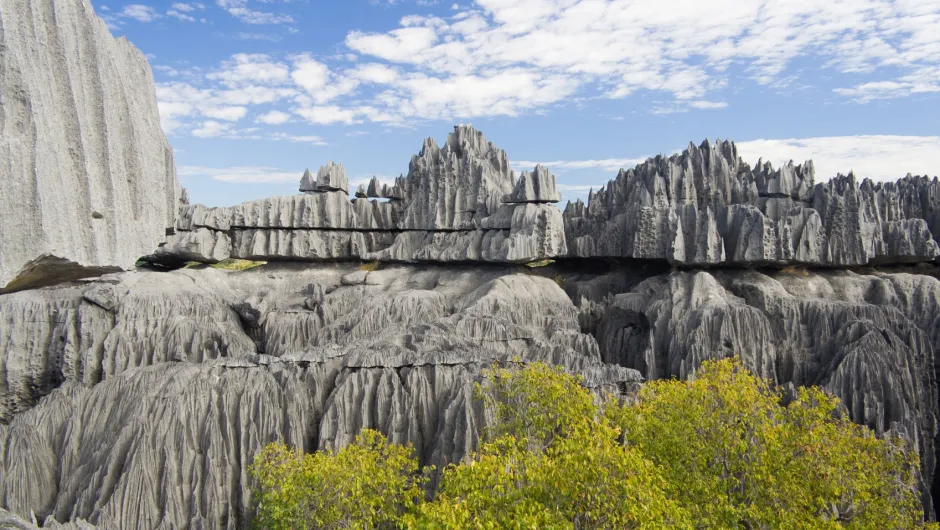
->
[[151, 126, 568, 265], [567, 266, 940, 513], [3, 261, 940, 527], [300, 161, 348, 193], [563, 140, 940, 267], [0, 0, 179, 293], [503, 165, 562, 203], [0, 263, 636, 528]]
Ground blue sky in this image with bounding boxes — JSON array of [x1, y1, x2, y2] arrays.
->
[[96, 0, 940, 207]]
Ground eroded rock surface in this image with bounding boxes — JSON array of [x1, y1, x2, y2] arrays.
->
[[153, 126, 567, 265], [563, 140, 940, 266], [0, 0, 179, 292], [568, 266, 940, 513], [0, 263, 636, 528]]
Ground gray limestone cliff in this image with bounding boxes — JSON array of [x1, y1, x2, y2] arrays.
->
[[3, 262, 940, 527], [152, 126, 568, 265], [563, 140, 940, 267], [0, 0, 179, 293], [0, 263, 636, 528]]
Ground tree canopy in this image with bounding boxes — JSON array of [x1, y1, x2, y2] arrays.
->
[[250, 358, 936, 529]]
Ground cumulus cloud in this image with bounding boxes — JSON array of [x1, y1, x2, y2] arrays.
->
[[256, 110, 291, 124], [156, 1, 940, 136]]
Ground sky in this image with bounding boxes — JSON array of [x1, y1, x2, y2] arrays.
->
[[95, 0, 940, 207]]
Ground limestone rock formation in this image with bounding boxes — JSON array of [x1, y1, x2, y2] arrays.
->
[[0, 263, 636, 528], [0, 0, 179, 292], [504, 165, 562, 203], [563, 140, 940, 267], [567, 266, 940, 513], [152, 125, 568, 265]]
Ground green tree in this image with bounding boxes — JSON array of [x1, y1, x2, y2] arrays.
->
[[406, 362, 692, 529], [249, 429, 425, 530], [608, 357, 931, 530]]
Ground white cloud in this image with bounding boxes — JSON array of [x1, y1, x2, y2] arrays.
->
[[216, 0, 294, 24], [257, 110, 291, 124], [736, 136, 940, 181], [120, 4, 160, 22], [688, 100, 728, 110], [336, 0, 940, 118], [351, 63, 399, 84], [179, 165, 301, 183], [203, 106, 248, 121], [295, 105, 359, 125], [167, 10, 195, 21], [153, 65, 179, 76], [208, 54, 291, 86], [192, 120, 233, 137], [290, 55, 331, 93], [172, 2, 205, 11]]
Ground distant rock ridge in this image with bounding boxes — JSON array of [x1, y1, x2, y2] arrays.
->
[[0, 0, 180, 293], [152, 131, 939, 270], [151, 125, 568, 265], [563, 139, 940, 267]]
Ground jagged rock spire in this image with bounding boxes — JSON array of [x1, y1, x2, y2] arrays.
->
[[504, 164, 562, 203], [299, 161, 349, 194]]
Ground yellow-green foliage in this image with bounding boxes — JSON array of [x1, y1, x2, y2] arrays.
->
[[250, 360, 936, 530], [249, 429, 425, 530], [524, 259, 555, 268], [358, 260, 381, 272], [211, 258, 266, 271], [609, 358, 929, 530], [407, 362, 691, 529]]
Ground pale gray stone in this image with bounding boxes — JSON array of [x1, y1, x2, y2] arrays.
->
[[0, 0, 180, 291], [0, 264, 637, 528], [504, 165, 562, 203]]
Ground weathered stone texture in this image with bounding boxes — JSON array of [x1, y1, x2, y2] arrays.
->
[[0, 0, 179, 291]]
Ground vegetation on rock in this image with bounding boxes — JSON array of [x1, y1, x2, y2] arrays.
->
[[250, 358, 937, 529]]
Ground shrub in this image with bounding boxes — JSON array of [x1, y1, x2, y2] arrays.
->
[[249, 430, 425, 530]]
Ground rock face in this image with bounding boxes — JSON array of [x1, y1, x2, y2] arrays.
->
[[153, 125, 568, 265], [0, 0, 179, 292], [299, 161, 348, 194], [567, 265, 940, 514], [563, 140, 940, 266], [3, 262, 940, 527], [0, 264, 636, 528], [503, 165, 562, 203]]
